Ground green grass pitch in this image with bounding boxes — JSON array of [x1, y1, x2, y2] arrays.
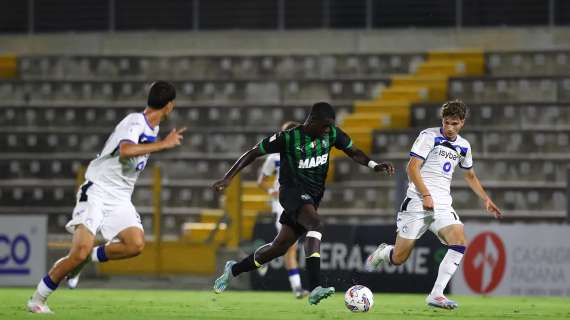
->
[[2, 288, 569, 319]]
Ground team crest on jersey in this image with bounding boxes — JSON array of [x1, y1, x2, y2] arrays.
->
[[138, 133, 157, 144], [297, 141, 322, 152], [298, 155, 328, 169]]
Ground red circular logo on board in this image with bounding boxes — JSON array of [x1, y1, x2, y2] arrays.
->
[[463, 231, 506, 294]]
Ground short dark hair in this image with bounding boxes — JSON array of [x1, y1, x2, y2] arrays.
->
[[309, 102, 336, 121], [441, 100, 468, 120], [147, 81, 176, 109], [281, 121, 299, 131]]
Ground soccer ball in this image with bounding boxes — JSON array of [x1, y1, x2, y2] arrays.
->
[[344, 285, 374, 312]]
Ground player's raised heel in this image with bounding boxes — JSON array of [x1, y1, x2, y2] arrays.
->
[[425, 294, 459, 310], [67, 274, 80, 289], [308, 286, 335, 305], [365, 243, 389, 271], [213, 260, 236, 294], [27, 299, 54, 314]]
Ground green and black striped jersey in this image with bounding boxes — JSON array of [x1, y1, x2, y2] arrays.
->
[[258, 125, 353, 200]]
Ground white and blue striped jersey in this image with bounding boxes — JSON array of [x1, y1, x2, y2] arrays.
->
[[406, 127, 473, 207], [85, 113, 159, 200], [260, 153, 281, 192]]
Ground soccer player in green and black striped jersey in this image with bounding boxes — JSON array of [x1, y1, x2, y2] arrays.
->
[[213, 102, 394, 305]]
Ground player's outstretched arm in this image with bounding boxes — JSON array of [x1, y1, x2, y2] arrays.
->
[[119, 127, 186, 159], [342, 145, 395, 175], [463, 168, 502, 219], [213, 146, 264, 192]]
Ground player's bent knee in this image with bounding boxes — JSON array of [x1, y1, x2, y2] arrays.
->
[[446, 233, 466, 246], [122, 236, 145, 258], [305, 219, 322, 232], [70, 245, 91, 262], [129, 240, 145, 257]]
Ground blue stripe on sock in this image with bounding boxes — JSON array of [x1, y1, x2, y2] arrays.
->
[[42, 275, 58, 290], [287, 268, 300, 276], [449, 245, 466, 254], [97, 246, 109, 262]]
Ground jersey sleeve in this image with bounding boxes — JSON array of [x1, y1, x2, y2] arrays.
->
[[459, 144, 473, 169], [333, 126, 353, 151], [410, 130, 434, 160], [258, 132, 285, 155], [260, 155, 277, 176], [115, 114, 145, 145]]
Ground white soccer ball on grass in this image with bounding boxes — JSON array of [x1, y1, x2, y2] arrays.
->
[[344, 285, 374, 312]]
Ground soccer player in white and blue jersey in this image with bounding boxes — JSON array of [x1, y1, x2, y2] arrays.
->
[[366, 100, 502, 309], [257, 121, 308, 299], [27, 81, 186, 314]]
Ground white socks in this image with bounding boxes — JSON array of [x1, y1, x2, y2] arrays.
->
[[91, 245, 109, 263], [33, 275, 58, 302], [431, 246, 465, 296], [32, 246, 110, 305], [288, 268, 302, 290]]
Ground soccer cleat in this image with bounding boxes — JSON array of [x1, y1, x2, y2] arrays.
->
[[293, 287, 309, 299], [26, 299, 54, 314], [365, 243, 389, 271], [213, 260, 236, 294], [425, 294, 459, 310], [65, 255, 91, 289], [67, 273, 80, 289], [308, 286, 335, 305]]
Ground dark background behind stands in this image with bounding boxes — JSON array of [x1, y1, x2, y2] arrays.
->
[[0, 0, 569, 34]]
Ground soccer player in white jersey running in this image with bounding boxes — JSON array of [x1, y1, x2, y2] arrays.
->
[[27, 81, 186, 314], [257, 121, 308, 299], [365, 100, 502, 310]]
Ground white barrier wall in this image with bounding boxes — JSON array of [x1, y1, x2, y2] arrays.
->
[[0, 215, 47, 286], [452, 223, 570, 296], [0, 27, 569, 55]]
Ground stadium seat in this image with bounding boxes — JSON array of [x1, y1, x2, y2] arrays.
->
[[4, 50, 570, 233], [486, 51, 570, 76], [18, 54, 426, 81], [372, 129, 570, 156], [449, 76, 564, 103]]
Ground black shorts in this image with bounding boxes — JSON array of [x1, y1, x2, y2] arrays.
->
[[278, 187, 321, 236]]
